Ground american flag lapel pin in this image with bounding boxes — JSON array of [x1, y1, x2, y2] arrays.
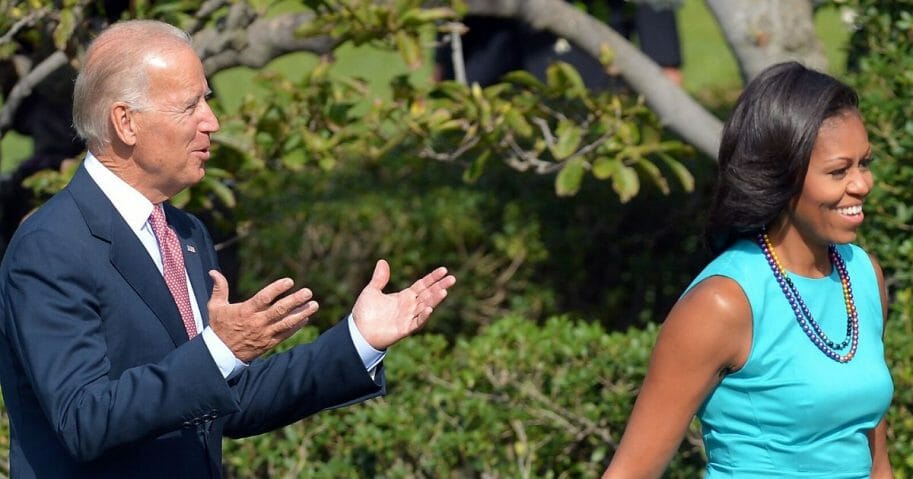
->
[[186, 244, 197, 253]]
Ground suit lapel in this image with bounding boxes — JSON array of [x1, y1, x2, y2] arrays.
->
[[68, 166, 189, 346], [110, 222, 190, 345]]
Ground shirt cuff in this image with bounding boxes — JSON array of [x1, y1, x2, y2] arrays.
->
[[347, 313, 385, 372], [202, 326, 247, 379]]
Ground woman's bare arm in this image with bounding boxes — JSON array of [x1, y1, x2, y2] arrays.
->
[[602, 276, 752, 479]]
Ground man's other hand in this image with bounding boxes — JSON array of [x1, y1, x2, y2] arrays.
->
[[352, 260, 456, 350], [207, 270, 318, 362]]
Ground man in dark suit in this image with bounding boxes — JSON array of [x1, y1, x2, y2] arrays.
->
[[0, 19, 456, 478]]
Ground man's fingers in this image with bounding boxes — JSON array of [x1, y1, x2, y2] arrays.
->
[[272, 301, 318, 337], [412, 306, 434, 329], [268, 288, 314, 319], [208, 270, 231, 306], [247, 277, 295, 310], [414, 274, 456, 306], [408, 266, 448, 292], [367, 259, 391, 291]]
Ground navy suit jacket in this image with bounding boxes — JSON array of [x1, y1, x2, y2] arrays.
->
[[0, 165, 385, 478]]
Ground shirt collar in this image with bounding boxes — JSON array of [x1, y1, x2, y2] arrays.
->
[[83, 152, 156, 232]]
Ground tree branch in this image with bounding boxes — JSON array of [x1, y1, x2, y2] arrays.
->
[[0, 9, 50, 46], [0, 51, 69, 138], [463, 0, 724, 160], [193, 9, 341, 76], [705, 0, 828, 82]]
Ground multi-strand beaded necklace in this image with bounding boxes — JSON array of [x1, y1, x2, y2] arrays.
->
[[756, 232, 859, 363]]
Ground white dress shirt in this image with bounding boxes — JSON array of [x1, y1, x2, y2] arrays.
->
[[84, 153, 384, 379]]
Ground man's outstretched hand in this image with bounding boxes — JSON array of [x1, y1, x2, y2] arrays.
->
[[207, 270, 319, 363], [352, 260, 456, 350]]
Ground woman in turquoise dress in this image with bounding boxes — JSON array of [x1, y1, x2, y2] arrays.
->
[[602, 62, 893, 478]]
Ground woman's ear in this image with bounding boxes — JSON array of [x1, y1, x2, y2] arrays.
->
[[110, 102, 138, 146]]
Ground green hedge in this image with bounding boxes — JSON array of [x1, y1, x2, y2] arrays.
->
[[3, 311, 913, 476], [222, 316, 705, 478], [839, 1, 913, 473], [217, 311, 913, 477]]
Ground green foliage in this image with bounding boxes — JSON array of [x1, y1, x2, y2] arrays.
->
[[235, 157, 555, 337], [837, 0, 913, 471], [297, 0, 459, 69], [410, 65, 695, 200], [222, 315, 706, 478], [840, 0, 913, 292]]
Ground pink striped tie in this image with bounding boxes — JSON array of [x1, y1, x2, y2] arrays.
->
[[149, 204, 198, 338]]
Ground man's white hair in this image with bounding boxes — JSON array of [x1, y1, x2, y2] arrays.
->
[[72, 20, 192, 151]]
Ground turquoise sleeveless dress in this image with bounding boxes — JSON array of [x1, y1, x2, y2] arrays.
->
[[686, 239, 893, 478]]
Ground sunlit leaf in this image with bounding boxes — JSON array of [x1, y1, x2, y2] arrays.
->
[[556, 158, 586, 196], [502, 70, 545, 91], [546, 62, 586, 98], [463, 149, 490, 183], [504, 108, 533, 138], [612, 164, 640, 202], [634, 159, 670, 194], [550, 120, 583, 159], [598, 43, 615, 67], [53, 8, 76, 51], [592, 156, 618, 180], [395, 30, 423, 70], [659, 153, 695, 192]]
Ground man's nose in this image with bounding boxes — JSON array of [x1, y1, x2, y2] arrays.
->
[[200, 100, 220, 133]]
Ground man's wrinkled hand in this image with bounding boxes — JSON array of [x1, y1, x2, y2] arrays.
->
[[207, 270, 318, 363], [352, 260, 456, 350]]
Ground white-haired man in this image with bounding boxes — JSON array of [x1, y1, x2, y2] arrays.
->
[[0, 20, 455, 478]]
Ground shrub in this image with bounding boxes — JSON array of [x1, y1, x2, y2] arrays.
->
[[223, 315, 706, 478], [838, 0, 913, 471]]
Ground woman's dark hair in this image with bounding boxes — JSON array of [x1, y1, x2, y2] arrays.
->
[[706, 61, 859, 255]]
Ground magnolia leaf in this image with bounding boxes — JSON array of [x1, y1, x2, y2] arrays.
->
[[483, 83, 511, 99], [550, 120, 583, 159], [546, 61, 586, 98], [556, 158, 586, 197], [598, 43, 615, 67], [406, 7, 456, 25], [53, 8, 76, 51], [641, 124, 661, 145], [451, 0, 469, 16], [504, 108, 533, 138], [203, 167, 233, 179], [437, 119, 467, 132], [463, 149, 491, 183], [659, 153, 695, 192], [433, 81, 469, 102], [395, 31, 423, 70], [205, 177, 237, 208], [617, 122, 640, 145], [170, 188, 190, 208], [634, 159, 670, 194], [612, 164, 640, 202], [592, 156, 618, 180], [425, 108, 453, 128], [502, 70, 545, 91]]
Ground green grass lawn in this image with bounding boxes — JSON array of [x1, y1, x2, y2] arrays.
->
[[0, 2, 853, 171]]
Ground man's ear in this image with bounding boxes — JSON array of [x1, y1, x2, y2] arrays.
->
[[110, 102, 138, 146]]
